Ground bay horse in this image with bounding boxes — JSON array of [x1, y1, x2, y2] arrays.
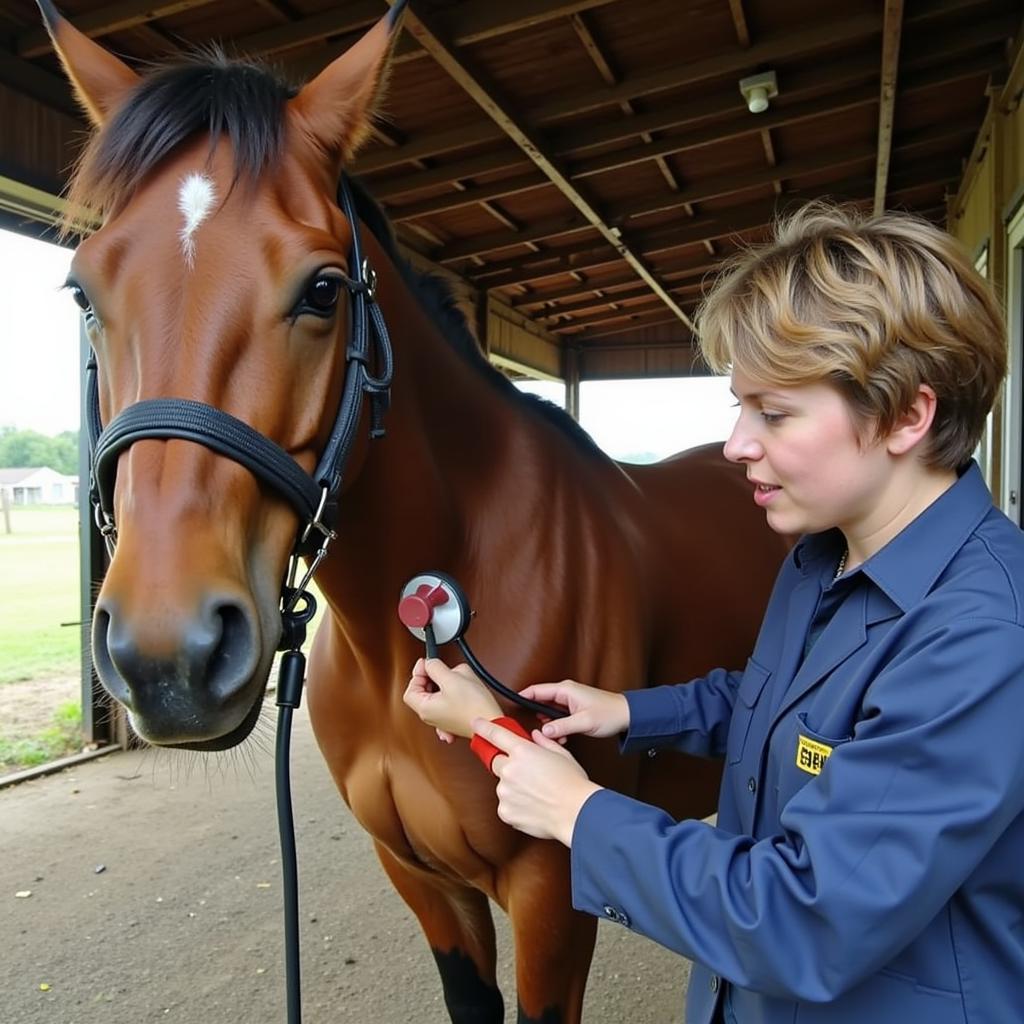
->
[[39, 3, 788, 1020]]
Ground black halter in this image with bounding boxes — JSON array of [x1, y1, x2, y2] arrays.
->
[[85, 175, 394, 643]]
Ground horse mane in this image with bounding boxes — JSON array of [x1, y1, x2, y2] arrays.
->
[[63, 51, 603, 458]]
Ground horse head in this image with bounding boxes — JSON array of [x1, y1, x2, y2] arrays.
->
[[39, 0, 406, 749]]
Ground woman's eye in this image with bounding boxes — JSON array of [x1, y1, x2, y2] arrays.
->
[[303, 275, 342, 315], [761, 412, 786, 424]]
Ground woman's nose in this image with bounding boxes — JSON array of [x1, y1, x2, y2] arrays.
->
[[723, 419, 761, 463]]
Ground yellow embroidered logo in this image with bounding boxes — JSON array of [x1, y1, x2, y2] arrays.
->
[[796, 734, 833, 776]]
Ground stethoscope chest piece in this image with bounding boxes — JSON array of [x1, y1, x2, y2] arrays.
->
[[398, 571, 471, 646], [396, 570, 568, 720]]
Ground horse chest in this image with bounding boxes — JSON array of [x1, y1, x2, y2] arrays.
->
[[340, 738, 506, 888]]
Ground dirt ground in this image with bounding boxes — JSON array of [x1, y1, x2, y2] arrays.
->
[[1, 703, 692, 1024], [0, 674, 80, 743]]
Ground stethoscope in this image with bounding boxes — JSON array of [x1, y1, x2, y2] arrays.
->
[[397, 571, 568, 720]]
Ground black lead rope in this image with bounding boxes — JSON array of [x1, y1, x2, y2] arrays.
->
[[84, 176, 393, 1024], [275, 641, 313, 1024]]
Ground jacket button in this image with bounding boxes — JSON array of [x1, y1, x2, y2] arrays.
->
[[647, 748, 657, 758], [601, 904, 631, 927], [747, 776, 757, 793], [710, 975, 720, 993]]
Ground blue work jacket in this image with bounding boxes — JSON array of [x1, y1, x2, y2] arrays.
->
[[571, 462, 1024, 1023]]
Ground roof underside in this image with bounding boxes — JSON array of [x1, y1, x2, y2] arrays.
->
[[0, 0, 1019, 363]]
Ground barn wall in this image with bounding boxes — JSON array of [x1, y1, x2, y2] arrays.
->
[[947, 39, 1024, 513]]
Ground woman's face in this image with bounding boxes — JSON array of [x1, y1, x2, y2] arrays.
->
[[724, 366, 891, 538]]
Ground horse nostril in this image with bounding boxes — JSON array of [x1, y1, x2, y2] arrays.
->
[[199, 599, 259, 704], [91, 607, 133, 708]]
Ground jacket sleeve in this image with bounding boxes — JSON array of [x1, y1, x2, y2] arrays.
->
[[621, 668, 744, 759], [571, 617, 1024, 1002]]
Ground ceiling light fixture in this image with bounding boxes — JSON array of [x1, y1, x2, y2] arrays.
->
[[739, 71, 778, 114]]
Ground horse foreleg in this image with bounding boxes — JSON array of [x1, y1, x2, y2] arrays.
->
[[503, 845, 597, 1024], [375, 841, 505, 1024]]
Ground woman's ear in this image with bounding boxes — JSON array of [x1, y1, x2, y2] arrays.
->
[[885, 384, 939, 456]]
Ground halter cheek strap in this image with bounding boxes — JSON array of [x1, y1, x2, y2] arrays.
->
[[85, 176, 394, 646]]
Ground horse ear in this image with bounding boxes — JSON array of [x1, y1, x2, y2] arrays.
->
[[290, 0, 408, 163], [36, 0, 139, 125]]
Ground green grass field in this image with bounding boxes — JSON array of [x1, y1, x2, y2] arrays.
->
[[0, 505, 82, 685]]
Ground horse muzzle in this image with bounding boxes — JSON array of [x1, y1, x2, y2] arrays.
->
[[92, 590, 268, 747]]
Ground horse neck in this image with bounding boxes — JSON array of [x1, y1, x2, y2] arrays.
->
[[313, 236, 585, 641]]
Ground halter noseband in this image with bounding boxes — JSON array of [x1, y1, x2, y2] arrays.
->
[[85, 176, 394, 647]]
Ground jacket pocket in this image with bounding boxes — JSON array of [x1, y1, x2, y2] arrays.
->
[[776, 712, 853, 805], [727, 658, 771, 764]]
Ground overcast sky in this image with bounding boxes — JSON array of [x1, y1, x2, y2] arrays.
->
[[0, 229, 79, 435], [0, 227, 737, 458]]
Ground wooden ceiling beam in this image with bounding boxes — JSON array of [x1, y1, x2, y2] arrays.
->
[[280, 0, 620, 77], [627, 161, 961, 259], [0, 46, 80, 117], [874, 0, 905, 213], [359, 12, 878, 175], [569, 47, 999, 180], [435, 117, 975, 262], [388, 172, 551, 222], [369, 31, 1005, 201], [512, 259, 719, 307], [473, 158, 961, 290], [475, 247, 627, 289], [533, 0, 993, 122], [396, 0, 696, 332], [231, 0, 382, 57], [18, 0, 218, 59], [360, 10, 1008, 180], [538, 281, 656, 317], [728, 0, 752, 48], [573, 309, 696, 340], [543, 281, 708, 325], [551, 295, 669, 331]]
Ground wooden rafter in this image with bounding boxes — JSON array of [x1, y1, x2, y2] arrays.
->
[[368, 32, 1005, 199], [358, 11, 878, 175], [278, 0, 621, 77], [358, 1, 988, 181], [512, 260, 720, 308], [469, 158, 962, 292], [394, 0, 696, 332], [18, 0, 218, 58], [874, 0, 906, 214], [728, 0, 752, 48], [433, 117, 975, 262]]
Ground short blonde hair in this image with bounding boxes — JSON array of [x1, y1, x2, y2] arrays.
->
[[697, 202, 1007, 471]]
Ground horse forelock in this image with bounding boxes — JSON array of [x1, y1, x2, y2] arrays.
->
[[63, 50, 297, 235]]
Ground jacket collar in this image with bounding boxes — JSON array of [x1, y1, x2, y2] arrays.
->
[[790, 461, 992, 612]]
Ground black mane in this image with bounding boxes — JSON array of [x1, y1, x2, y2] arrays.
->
[[73, 54, 602, 457]]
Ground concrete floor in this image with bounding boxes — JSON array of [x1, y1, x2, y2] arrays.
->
[[1, 705, 691, 1024]]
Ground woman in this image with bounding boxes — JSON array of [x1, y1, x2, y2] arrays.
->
[[404, 203, 1024, 1022]]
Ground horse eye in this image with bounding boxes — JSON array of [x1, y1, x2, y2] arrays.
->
[[69, 284, 92, 313], [303, 275, 342, 315]]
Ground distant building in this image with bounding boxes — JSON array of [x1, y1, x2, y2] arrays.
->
[[0, 467, 79, 505]]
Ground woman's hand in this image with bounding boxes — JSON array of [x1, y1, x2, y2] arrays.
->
[[403, 658, 502, 742], [518, 680, 630, 741], [471, 718, 601, 845]]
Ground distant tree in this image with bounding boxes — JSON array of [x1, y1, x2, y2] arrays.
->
[[0, 429, 79, 475]]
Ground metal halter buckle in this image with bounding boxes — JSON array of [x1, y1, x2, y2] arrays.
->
[[361, 259, 377, 301], [285, 487, 337, 616]]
